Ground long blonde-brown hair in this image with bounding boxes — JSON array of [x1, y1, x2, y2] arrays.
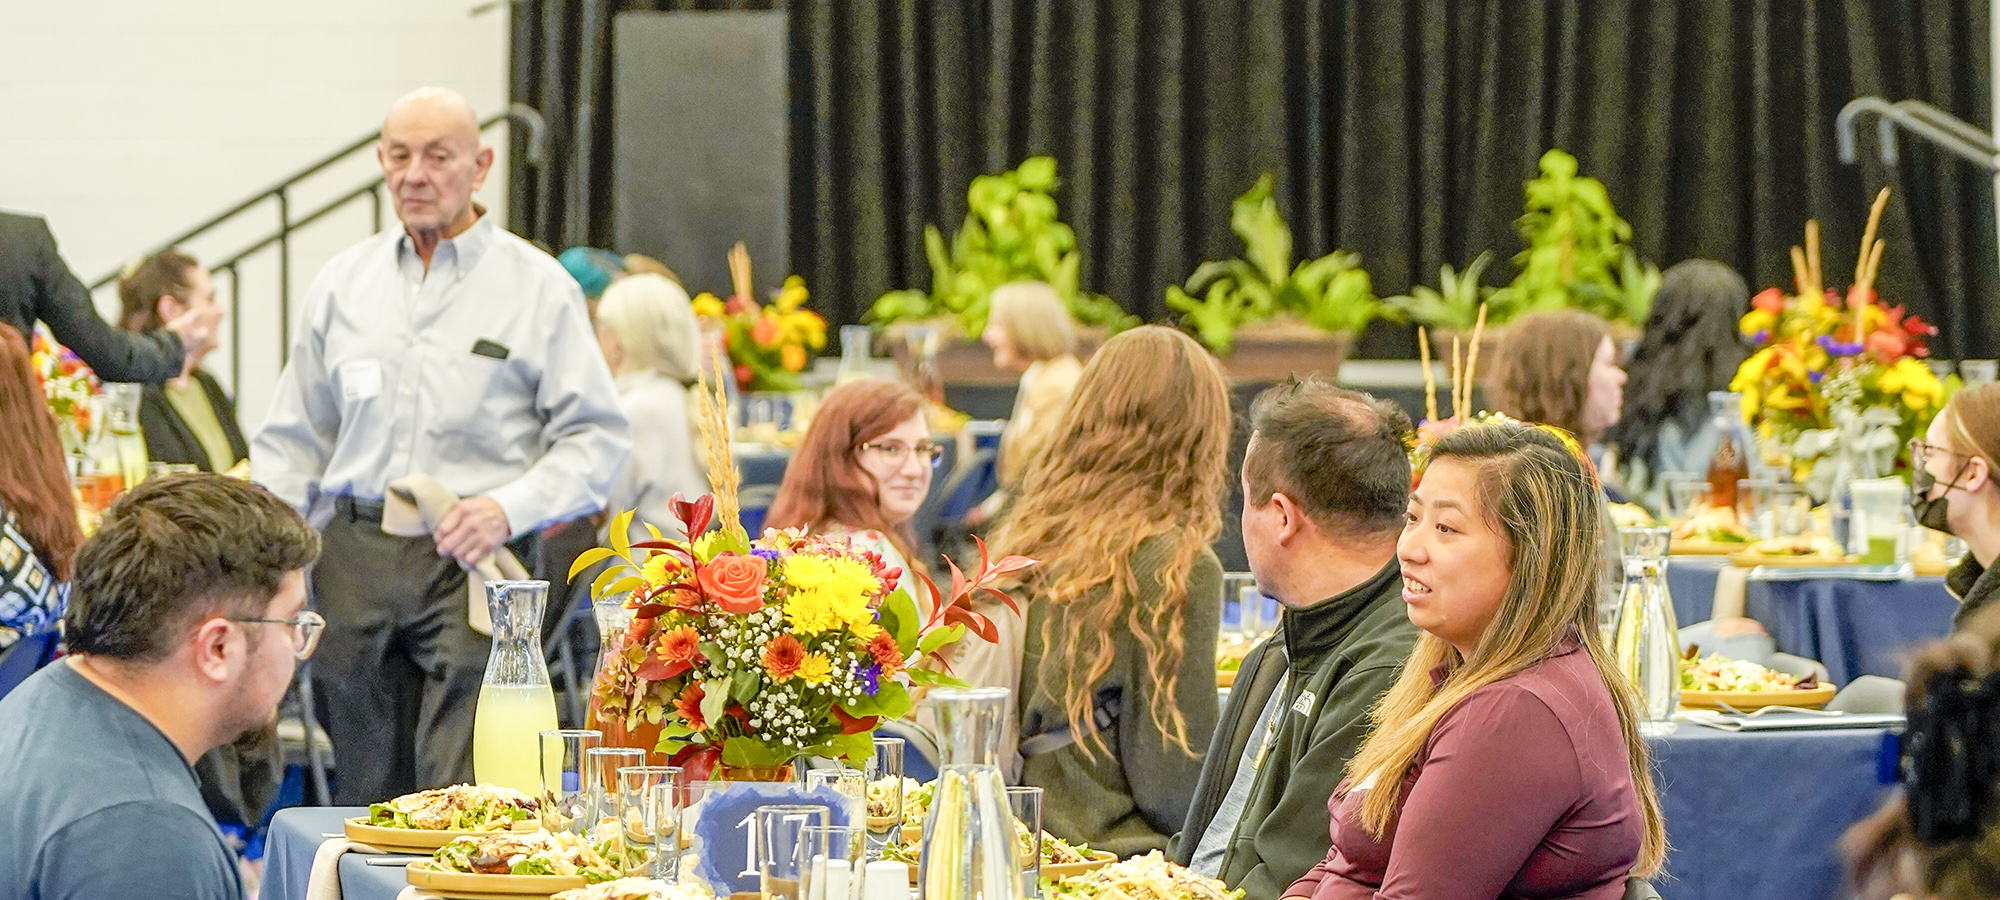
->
[[1344, 421, 1666, 877], [992, 325, 1231, 756]]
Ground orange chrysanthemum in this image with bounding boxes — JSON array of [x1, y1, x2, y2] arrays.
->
[[763, 634, 806, 681], [865, 632, 904, 674]]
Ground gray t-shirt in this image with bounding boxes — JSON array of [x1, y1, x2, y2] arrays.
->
[[0, 661, 240, 900]]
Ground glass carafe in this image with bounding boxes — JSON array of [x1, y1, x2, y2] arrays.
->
[[1610, 527, 1680, 735], [1704, 392, 1755, 514], [473, 580, 560, 794], [836, 325, 874, 384], [918, 687, 1023, 900]]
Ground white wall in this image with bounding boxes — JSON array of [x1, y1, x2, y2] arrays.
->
[[0, 0, 512, 432]]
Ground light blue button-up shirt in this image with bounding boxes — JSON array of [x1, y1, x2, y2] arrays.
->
[[251, 212, 631, 536]]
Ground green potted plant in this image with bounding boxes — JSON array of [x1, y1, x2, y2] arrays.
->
[[868, 157, 1134, 383], [1165, 174, 1382, 378], [1487, 149, 1659, 329]]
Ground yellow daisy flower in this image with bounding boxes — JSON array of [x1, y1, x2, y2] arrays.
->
[[797, 652, 833, 685]]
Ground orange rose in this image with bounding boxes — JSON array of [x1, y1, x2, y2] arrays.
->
[[698, 553, 769, 614]]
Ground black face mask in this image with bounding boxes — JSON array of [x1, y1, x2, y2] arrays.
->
[[1911, 457, 1974, 534]]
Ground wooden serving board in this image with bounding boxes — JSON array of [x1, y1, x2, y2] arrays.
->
[[1727, 551, 1857, 568], [1671, 539, 1752, 556], [344, 818, 527, 853], [1678, 684, 1837, 711], [405, 860, 587, 898]]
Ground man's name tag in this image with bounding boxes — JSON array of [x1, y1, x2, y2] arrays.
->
[[338, 359, 383, 402]]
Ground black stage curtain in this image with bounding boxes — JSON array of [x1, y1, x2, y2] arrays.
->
[[513, 0, 1996, 360]]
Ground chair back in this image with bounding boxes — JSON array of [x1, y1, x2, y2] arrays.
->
[[0, 631, 59, 701]]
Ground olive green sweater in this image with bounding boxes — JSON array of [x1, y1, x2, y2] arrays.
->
[[1017, 533, 1223, 858]]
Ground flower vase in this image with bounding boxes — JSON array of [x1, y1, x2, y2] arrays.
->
[[669, 743, 796, 783]]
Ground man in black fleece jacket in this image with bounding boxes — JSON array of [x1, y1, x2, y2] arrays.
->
[[1170, 378, 1420, 900]]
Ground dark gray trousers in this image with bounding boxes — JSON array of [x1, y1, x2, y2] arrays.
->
[[310, 503, 535, 805]]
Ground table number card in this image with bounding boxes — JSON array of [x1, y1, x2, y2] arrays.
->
[[684, 781, 863, 896]]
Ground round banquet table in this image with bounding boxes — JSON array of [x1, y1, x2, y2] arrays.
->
[[1664, 555, 1957, 684], [260, 724, 1896, 900], [1647, 724, 1895, 900]]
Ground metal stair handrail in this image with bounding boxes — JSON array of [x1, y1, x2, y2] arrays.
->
[[86, 105, 544, 385]]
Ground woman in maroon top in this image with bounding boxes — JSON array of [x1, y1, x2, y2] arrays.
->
[[1284, 421, 1665, 900]]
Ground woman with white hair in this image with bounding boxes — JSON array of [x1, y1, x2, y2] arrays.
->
[[972, 281, 1084, 525], [595, 273, 708, 543]]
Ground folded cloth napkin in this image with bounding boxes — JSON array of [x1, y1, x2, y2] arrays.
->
[[396, 888, 445, 900], [382, 474, 531, 636], [303, 837, 384, 900]]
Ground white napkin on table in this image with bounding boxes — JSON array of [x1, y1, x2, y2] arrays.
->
[[303, 837, 384, 900]]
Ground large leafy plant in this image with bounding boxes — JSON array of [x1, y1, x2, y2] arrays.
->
[[1385, 252, 1495, 333], [1166, 174, 1381, 355], [1487, 149, 1658, 326], [869, 157, 1134, 339]]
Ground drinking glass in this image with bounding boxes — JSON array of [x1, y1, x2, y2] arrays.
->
[[1006, 786, 1045, 898], [799, 824, 869, 900], [759, 805, 831, 900], [808, 767, 866, 802], [584, 747, 647, 831], [865, 738, 905, 859], [1771, 484, 1811, 537], [539, 729, 602, 834], [1736, 477, 1780, 540], [615, 765, 682, 880], [1659, 472, 1702, 523]]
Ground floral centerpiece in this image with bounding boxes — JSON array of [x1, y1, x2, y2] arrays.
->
[[1729, 190, 1947, 498], [691, 243, 827, 392], [571, 356, 1031, 779], [573, 499, 1029, 778], [28, 328, 96, 452]]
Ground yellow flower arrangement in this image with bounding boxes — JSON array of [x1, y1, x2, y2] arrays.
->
[[1730, 200, 1948, 490], [693, 273, 828, 392]]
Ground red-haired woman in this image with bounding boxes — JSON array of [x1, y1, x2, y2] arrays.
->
[[0, 322, 83, 670], [766, 377, 938, 586]]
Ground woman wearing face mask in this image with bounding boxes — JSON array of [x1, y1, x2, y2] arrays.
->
[[1284, 421, 1665, 900], [1909, 383, 2000, 628], [766, 377, 939, 586]]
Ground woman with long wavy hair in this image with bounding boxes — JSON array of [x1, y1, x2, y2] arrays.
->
[[996, 325, 1231, 856], [1285, 421, 1665, 900], [0, 322, 83, 655]]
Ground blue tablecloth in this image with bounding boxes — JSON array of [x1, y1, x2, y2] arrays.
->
[[261, 806, 411, 900], [1745, 574, 1959, 685], [1666, 556, 1728, 626], [1649, 725, 1894, 900], [1663, 556, 1958, 684], [261, 726, 1897, 900]]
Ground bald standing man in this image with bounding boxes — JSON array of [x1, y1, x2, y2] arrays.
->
[[252, 88, 630, 802]]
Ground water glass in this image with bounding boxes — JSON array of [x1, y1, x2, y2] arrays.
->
[[615, 766, 681, 879], [1659, 472, 1702, 523], [1771, 484, 1812, 537], [759, 805, 831, 900], [865, 738, 905, 858], [1006, 786, 1044, 898], [808, 767, 866, 801], [1736, 477, 1780, 540], [584, 747, 647, 831], [800, 824, 869, 900], [539, 729, 602, 834]]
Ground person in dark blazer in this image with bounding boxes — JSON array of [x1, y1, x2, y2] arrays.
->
[[116, 251, 246, 474], [0, 210, 219, 384]]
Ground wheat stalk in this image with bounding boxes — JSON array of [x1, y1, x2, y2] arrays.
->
[[694, 347, 742, 534], [1418, 326, 1438, 423]]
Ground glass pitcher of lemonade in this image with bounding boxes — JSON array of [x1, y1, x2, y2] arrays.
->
[[473, 580, 560, 794]]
